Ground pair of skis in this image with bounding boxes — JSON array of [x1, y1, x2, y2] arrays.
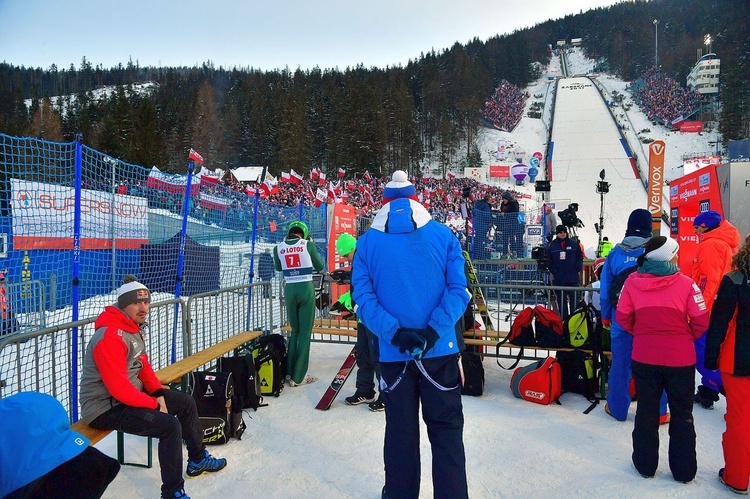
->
[[462, 250, 494, 332]]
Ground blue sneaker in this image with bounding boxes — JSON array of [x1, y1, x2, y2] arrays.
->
[[187, 450, 227, 477], [163, 488, 190, 499]]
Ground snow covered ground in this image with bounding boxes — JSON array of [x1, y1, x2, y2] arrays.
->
[[93, 48, 732, 499]]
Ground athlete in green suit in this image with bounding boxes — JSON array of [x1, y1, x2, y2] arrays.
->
[[273, 221, 324, 386]]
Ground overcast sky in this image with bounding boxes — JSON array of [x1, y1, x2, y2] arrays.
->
[[1, 0, 622, 72]]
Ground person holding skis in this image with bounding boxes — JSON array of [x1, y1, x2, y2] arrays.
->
[[690, 210, 741, 409], [335, 232, 384, 412], [274, 220, 324, 386], [352, 170, 469, 499]]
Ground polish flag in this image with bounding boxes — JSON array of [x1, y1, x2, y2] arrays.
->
[[318, 172, 327, 186], [314, 187, 328, 207], [290, 169, 303, 185], [188, 148, 204, 165], [281, 171, 291, 183], [310, 168, 319, 180], [363, 171, 372, 182], [446, 170, 455, 179], [337, 167, 345, 178]]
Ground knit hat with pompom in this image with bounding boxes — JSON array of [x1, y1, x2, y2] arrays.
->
[[117, 274, 150, 309], [382, 170, 417, 204]]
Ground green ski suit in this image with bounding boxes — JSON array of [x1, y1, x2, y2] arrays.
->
[[274, 236, 324, 383]]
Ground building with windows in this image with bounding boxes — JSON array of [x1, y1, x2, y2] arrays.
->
[[687, 53, 720, 95]]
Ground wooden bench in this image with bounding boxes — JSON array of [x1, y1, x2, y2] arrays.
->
[[70, 330, 263, 468], [283, 317, 359, 341]]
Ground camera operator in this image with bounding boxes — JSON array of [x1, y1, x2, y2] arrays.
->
[[547, 225, 583, 318]]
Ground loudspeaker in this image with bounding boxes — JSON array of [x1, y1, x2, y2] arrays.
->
[[535, 180, 551, 192]]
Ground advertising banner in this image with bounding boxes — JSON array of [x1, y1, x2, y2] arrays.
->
[[328, 203, 358, 302], [489, 165, 510, 178], [668, 165, 724, 274], [647, 140, 666, 233], [11, 179, 149, 250]]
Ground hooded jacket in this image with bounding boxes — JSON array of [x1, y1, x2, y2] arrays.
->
[[351, 198, 469, 362], [79, 305, 163, 423], [599, 236, 648, 322], [691, 219, 741, 310], [705, 270, 750, 376], [616, 271, 709, 367]]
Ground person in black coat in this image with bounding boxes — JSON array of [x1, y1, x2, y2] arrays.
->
[[547, 225, 583, 318], [471, 194, 494, 260], [257, 249, 275, 298], [499, 192, 523, 258]]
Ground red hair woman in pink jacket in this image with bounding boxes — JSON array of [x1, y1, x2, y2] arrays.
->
[[616, 236, 709, 484]]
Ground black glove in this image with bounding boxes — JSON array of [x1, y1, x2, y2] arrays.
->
[[418, 325, 439, 356], [391, 328, 427, 357]]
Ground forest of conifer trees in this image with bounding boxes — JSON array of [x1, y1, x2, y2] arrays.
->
[[1, 0, 748, 177]]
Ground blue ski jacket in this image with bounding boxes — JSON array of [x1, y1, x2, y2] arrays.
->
[[599, 236, 649, 324], [352, 198, 469, 362]]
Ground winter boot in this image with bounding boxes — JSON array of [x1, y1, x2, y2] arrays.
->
[[694, 385, 720, 410], [345, 391, 376, 405]]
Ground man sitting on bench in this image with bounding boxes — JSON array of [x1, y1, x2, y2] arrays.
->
[[79, 275, 227, 499]]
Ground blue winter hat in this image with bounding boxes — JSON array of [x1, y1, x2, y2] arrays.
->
[[625, 209, 653, 238], [694, 210, 722, 230], [502, 192, 513, 201], [382, 170, 417, 204]]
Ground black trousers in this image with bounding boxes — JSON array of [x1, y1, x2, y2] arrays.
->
[[381, 355, 468, 499], [631, 360, 696, 482], [91, 389, 205, 498], [7, 446, 120, 498], [355, 322, 381, 396]]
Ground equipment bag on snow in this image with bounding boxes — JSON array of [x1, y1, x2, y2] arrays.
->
[[253, 334, 287, 397], [534, 305, 564, 348], [563, 301, 596, 348], [556, 350, 599, 413], [217, 355, 266, 410], [188, 371, 246, 444], [510, 357, 561, 405], [460, 352, 484, 396]]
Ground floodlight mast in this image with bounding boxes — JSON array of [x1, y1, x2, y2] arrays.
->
[[595, 169, 610, 257]]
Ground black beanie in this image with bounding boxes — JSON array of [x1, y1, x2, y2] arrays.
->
[[625, 209, 653, 238]]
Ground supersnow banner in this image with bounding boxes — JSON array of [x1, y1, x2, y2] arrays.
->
[[668, 164, 724, 274], [11, 179, 148, 250], [147, 166, 200, 195], [647, 140, 666, 233]]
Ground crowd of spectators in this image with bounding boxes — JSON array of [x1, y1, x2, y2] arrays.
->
[[481, 80, 528, 132], [631, 67, 701, 125]]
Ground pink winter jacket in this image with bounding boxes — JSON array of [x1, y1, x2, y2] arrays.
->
[[616, 271, 709, 367]]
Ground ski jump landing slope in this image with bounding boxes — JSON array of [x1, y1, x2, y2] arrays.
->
[[548, 76, 647, 255]]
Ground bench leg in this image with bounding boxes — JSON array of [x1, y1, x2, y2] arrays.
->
[[117, 431, 153, 469]]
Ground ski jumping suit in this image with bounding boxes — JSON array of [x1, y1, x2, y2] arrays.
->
[[274, 236, 324, 384]]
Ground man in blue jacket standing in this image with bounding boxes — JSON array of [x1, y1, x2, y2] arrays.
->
[[600, 208, 668, 423], [547, 224, 583, 318], [352, 170, 470, 499]]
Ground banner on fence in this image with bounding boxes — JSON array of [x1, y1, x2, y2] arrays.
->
[[11, 179, 148, 250]]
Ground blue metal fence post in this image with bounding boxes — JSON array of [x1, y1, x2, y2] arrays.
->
[[245, 189, 261, 331], [71, 133, 83, 420], [171, 163, 194, 362]]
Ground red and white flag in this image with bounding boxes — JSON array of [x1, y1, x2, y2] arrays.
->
[[290, 169, 303, 185], [310, 168, 319, 180], [337, 167, 345, 178], [446, 170, 455, 179], [318, 172, 327, 186], [363, 171, 372, 182], [281, 171, 291, 183], [189, 148, 204, 165], [314, 187, 328, 207]]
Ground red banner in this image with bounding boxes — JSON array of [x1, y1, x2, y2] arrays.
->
[[489, 165, 510, 178], [328, 203, 358, 302], [679, 121, 703, 133], [668, 164, 725, 274]]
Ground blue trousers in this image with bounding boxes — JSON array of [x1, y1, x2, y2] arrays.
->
[[606, 325, 667, 421], [694, 331, 723, 392], [380, 355, 467, 499]]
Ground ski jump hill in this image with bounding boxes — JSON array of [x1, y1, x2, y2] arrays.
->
[[546, 75, 648, 254]]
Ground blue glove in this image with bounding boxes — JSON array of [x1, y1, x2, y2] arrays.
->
[[391, 328, 427, 357]]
